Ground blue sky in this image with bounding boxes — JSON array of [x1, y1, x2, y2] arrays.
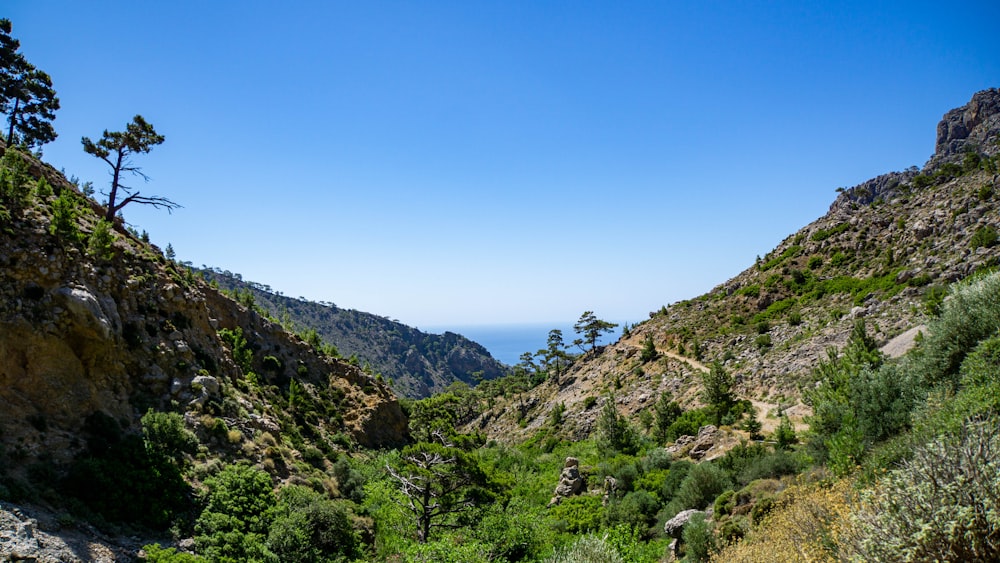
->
[[6, 2, 999, 329]]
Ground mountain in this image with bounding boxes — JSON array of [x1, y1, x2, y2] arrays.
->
[[468, 88, 1000, 442], [200, 269, 508, 398], [0, 141, 406, 512]]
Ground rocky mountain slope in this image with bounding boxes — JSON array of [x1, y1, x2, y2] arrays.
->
[[0, 142, 407, 500], [202, 269, 507, 398], [470, 88, 1000, 442]]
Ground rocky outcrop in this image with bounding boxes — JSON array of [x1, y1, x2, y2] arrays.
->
[[933, 88, 1000, 164], [0, 147, 408, 479], [665, 425, 719, 460], [548, 457, 586, 506], [0, 502, 138, 562]]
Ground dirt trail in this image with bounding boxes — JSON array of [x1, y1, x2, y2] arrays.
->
[[657, 348, 710, 373]]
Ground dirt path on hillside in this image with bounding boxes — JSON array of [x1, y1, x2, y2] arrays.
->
[[657, 348, 709, 373], [648, 343, 807, 433]]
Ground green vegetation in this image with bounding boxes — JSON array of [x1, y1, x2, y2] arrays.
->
[[573, 311, 619, 352], [1, 18, 60, 147]]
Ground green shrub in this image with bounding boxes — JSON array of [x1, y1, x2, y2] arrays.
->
[[845, 417, 1000, 562], [913, 271, 1000, 390], [666, 409, 711, 442], [142, 544, 206, 562], [970, 225, 998, 249], [754, 334, 772, 351], [682, 512, 717, 562], [549, 494, 603, 534], [596, 395, 641, 455], [544, 535, 623, 563], [669, 462, 731, 513], [62, 412, 191, 529], [402, 538, 492, 563], [639, 334, 658, 362], [977, 183, 994, 201], [266, 485, 361, 563], [811, 223, 850, 242], [35, 177, 52, 198], [0, 148, 32, 214], [87, 219, 115, 260], [774, 416, 797, 450], [473, 499, 548, 562], [49, 190, 80, 243], [195, 463, 276, 562], [602, 490, 659, 532], [141, 409, 197, 463]]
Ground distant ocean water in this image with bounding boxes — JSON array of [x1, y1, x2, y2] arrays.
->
[[428, 322, 629, 366]]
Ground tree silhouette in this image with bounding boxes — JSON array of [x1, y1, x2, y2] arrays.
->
[[0, 19, 59, 148], [82, 115, 179, 221], [573, 311, 618, 351]]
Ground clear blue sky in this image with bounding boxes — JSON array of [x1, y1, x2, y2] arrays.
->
[[6, 2, 999, 329]]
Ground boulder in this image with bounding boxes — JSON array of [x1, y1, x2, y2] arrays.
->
[[548, 457, 586, 506], [688, 425, 718, 460], [664, 508, 704, 537]]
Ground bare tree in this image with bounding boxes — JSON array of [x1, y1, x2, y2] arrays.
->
[[82, 115, 179, 221], [385, 430, 494, 543]]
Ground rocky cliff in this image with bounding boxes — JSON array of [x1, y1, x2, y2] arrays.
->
[[0, 144, 407, 489], [469, 88, 1000, 442]]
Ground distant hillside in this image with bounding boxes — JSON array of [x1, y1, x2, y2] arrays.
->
[[469, 88, 1000, 442], [201, 270, 508, 398]]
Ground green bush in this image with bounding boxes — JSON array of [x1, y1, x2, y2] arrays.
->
[[544, 535, 623, 563], [195, 463, 276, 563], [666, 409, 711, 442], [62, 412, 191, 529], [266, 485, 361, 563], [845, 417, 1000, 562], [682, 512, 717, 562], [0, 148, 32, 216], [549, 494, 603, 534], [473, 499, 548, 562], [602, 490, 659, 532], [811, 222, 850, 242], [595, 395, 641, 455], [912, 271, 1000, 390], [669, 462, 731, 513], [142, 544, 206, 562], [402, 538, 491, 563], [49, 190, 80, 243], [774, 416, 797, 450], [970, 225, 998, 249], [87, 219, 115, 260], [141, 409, 197, 463]]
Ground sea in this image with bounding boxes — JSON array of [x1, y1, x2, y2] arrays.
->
[[427, 322, 630, 366]]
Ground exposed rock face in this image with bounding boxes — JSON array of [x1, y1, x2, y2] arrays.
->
[[665, 425, 719, 459], [0, 146, 408, 476], [934, 88, 1000, 163], [688, 425, 719, 459], [548, 457, 586, 506]]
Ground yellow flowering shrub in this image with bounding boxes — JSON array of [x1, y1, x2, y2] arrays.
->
[[710, 478, 854, 563]]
